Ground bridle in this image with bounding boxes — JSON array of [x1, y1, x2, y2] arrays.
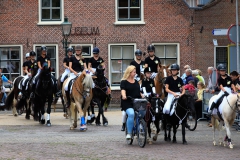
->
[[94, 69, 108, 95], [156, 68, 167, 85], [226, 94, 240, 113]]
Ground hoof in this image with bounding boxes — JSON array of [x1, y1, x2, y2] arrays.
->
[[87, 120, 92, 125], [103, 122, 108, 126], [63, 113, 66, 117], [46, 120, 51, 127], [153, 135, 158, 141], [213, 141, 216, 146], [219, 142, 223, 146], [41, 119, 45, 124], [229, 144, 234, 149], [73, 123, 77, 128], [25, 116, 30, 120], [96, 123, 101, 126], [14, 114, 18, 117], [167, 137, 171, 142], [80, 124, 87, 131], [70, 126, 74, 130], [164, 136, 167, 141], [172, 138, 177, 143], [183, 141, 188, 145], [149, 140, 153, 145]]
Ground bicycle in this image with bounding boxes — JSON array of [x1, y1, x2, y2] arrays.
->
[[125, 97, 148, 148]]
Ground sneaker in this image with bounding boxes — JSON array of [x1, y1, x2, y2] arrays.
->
[[126, 134, 131, 140]]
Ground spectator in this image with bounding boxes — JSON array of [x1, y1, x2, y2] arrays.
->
[[184, 80, 195, 91], [192, 70, 200, 87], [185, 69, 194, 85], [205, 67, 217, 94], [0, 68, 13, 105], [230, 71, 240, 92], [196, 69, 205, 85], [195, 81, 205, 120], [181, 65, 191, 84]]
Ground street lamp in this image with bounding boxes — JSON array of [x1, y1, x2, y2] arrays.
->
[[61, 17, 72, 56]]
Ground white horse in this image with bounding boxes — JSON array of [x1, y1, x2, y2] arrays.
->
[[209, 93, 240, 149]]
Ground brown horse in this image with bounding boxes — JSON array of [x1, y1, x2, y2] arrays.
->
[[154, 64, 170, 99], [62, 71, 93, 131]]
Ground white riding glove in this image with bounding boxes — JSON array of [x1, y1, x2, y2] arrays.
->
[[143, 87, 148, 97], [152, 87, 156, 94], [150, 72, 157, 79]]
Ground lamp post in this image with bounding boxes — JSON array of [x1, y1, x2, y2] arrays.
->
[[61, 17, 72, 56]]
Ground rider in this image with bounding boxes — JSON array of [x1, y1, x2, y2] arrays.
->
[[142, 67, 156, 98], [64, 44, 87, 108], [130, 49, 144, 81], [121, 65, 144, 139], [0, 68, 13, 105], [163, 64, 185, 121], [144, 45, 161, 79], [60, 47, 73, 88], [22, 53, 31, 75], [230, 71, 240, 92], [21, 51, 38, 93], [31, 45, 50, 97], [207, 64, 236, 116]]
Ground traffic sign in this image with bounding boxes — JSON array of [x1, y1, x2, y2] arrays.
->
[[212, 29, 228, 35], [227, 24, 240, 44]]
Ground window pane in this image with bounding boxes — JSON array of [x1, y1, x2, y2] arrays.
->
[[155, 46, 165, 58], [11, 49, 20, 59], [119, 9, 128, 19], [111, 46, 122, 59], [166, 45, 177, 58], [130, 9, 140, 18], [119, 0, 128, 7], [122, 60, 132, 71], [51, 59, 56, 73], [165, 59, 177, 66], [42, 0, 50, 7], [42, 9, 50, 19], [52, 9, 60, 19], [122, 46, 134, 59], [47, 47, 55, 58], [82, 46, 91, 56], [112, 73, 122, 85], [52, 0, 60, 7], [130, 0, 139, 7], [0, 48, 9, 61], [111, 60, 122, 73]]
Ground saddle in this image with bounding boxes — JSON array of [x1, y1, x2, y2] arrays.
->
[[214, 95, 225, 120], [68, 77, 77, 94]]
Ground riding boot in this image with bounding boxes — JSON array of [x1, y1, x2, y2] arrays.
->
[[65, 91, 71, 108], [121, 123, 126, 131], [207, 102, 216, 117]]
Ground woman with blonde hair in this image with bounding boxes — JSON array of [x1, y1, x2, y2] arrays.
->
[[195, 81, 205, 120], [120, 65, 144, 139]]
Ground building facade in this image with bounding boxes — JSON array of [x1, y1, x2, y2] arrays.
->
[[0, 0, 237, 103]]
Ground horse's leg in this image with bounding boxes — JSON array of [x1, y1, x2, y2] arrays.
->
[[167, 125, 171, 142], [153, 115, 160, 141], [75, 101, 87, 131], [218, 121, 224, 146], [182, 121, 187, 144], [212, 117, 217, 146], [46, 96, 52, 126], [163, 114, 168, 141], [60, 94, 67, 118], [95, 100, 101, 126], [25, 99, 31, 120], [172, 124, 177, 143], [40, 100, 46, 125], [90, 104, 96, 123], [87, 106, 91, 124], [101, 100, 108, 126], [147, 114, 152, 144], [12, 98, 18, 117], [224, 120, 233, 149]]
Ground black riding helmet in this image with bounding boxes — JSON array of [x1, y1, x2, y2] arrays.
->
[[29, 51, 36, 56], [135, 49, 142, 56], [147, 45, 155, 52], [67, 47, 73, 52], [41, 45, 47, 51], [217, 63, 226, 71], [144, 67, 152, 74], [170, 64, 180, 70]]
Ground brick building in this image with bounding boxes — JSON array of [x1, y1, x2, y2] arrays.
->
[[0, 0, 238, 103]]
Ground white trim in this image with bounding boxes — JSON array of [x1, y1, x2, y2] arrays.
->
[[33, 44, 59, 78], [108, 43, 137, 90], [114, 0, 145, 25], [214, 46, 227, 69], [0, 44, 23, 75], [38, 0, 64, 25], [69, 44, 94, 58]]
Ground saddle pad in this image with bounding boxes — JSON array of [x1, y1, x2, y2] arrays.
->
[[68, 77, 77, 94]]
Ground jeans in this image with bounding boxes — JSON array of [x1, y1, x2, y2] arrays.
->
[[126, 108, 134, 134], [1, 92, 7, 103]]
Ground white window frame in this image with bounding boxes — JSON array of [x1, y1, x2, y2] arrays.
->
[[33, 44, 59, 78], [38, 0, 64, 25], [108, 43, 137, 90], [114, 0, 145, 25], [0, 44, 23, 75], [69, 44, 94, 58]]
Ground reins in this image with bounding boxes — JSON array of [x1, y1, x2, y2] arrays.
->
[[225, 95, 240, 113]]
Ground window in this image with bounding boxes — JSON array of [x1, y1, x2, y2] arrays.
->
[[34, 44, 59, 78], [0, 46, 22, 85], [108, 44, 136, 89], [152, 43, 179, 66], [38, 0, 64, 25], [115, 0, 145, 25], [70, 44, 93, 66], [215, 46, 227, 70]]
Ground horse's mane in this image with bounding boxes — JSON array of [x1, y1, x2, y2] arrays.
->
[[78, 72, 93, 89]]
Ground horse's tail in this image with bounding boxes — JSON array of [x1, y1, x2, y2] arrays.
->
[[213, 118, 219, 129], [5, 89, 14, 110], [57, 75, 62, 90], [83, 74, 94, 88]]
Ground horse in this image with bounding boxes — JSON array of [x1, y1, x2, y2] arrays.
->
[[209, 93, 240, 149], [163, 94, 195, 144], [32, 64, 55, 126], [87, 65, 110, 126], [146, 96, 164, 144], [154, 64, 170, 100], [62, 71, 93, 130]]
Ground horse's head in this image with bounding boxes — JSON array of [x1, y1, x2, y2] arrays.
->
[[179, 94, 196, 114], [96, 65, 105, 77], [156, 64, 170, 84], [39, 63, 51, 89]]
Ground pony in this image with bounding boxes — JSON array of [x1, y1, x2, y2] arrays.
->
[[146, 96, 164, 144], [62, 71, 93, 131], [87, 65, 110, 126], [163, 94, 195, 144], [154, 64, 170, 100], [32, 64, 54, 126], [209, 93, 240, 149]]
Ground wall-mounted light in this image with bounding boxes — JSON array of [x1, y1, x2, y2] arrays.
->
[[200, 26, 204, 33]]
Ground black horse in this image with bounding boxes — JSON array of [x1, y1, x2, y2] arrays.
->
[[32, 64, 55, 126], [88, 65, 110, 126], [163, 94, 195, 144], [146, 96, 164, 144]]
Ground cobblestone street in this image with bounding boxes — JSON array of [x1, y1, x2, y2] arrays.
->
[[1, 109, 240, 160]]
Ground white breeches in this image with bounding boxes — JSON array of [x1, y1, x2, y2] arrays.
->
[[61, 68, 70, 82], [163, 92, 180, 115], [22, 75, 30, 86], [90, 68, 96, 76], [33, 69, 41, 84], [213, 87, 231, 103], [64, 72, 81, 91], [1, 86, 5, 93]]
